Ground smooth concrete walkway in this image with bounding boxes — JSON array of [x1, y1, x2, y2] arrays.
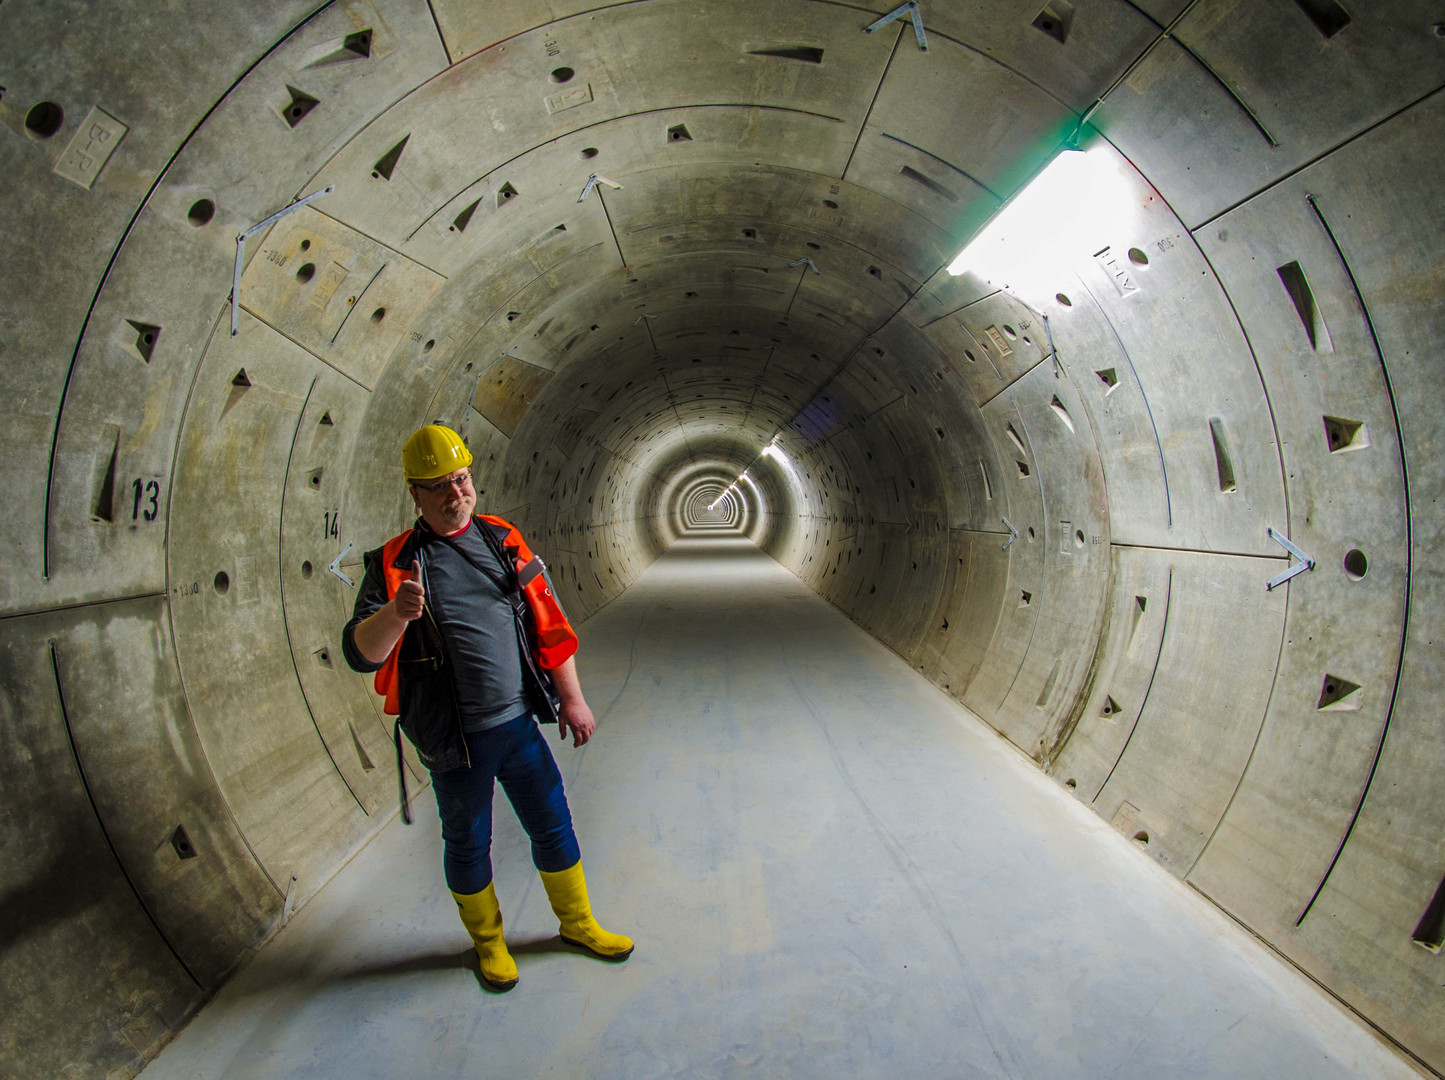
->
[[142, 533, 1419, 1080]]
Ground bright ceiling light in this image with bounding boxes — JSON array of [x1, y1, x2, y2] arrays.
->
[[947, 144, 1127, 295]]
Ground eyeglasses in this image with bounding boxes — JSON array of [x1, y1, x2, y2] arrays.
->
[[411, 470, 472, 494]]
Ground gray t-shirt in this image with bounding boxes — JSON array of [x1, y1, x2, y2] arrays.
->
[[422, 520, 528, 731]]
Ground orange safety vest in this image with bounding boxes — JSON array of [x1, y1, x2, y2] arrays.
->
[[372, 515, 577, 715]]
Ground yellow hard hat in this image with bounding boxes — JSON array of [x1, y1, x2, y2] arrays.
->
[[402, 424, 474, 480]]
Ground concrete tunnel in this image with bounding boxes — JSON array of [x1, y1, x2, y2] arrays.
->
[[2, 0, 1443, 1076]]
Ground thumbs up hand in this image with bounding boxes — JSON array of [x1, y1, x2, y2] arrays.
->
[[393, 559, 425, 621]]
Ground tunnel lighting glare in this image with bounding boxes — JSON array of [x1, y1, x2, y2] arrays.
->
[[760, 442, 790, 465], [946, 146, 1124, 292]]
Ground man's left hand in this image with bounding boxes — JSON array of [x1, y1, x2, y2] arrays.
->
[[558, 698, 596, 747]]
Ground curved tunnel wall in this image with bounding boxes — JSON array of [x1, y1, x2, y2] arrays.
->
[[1, 1, 1442, 1075]]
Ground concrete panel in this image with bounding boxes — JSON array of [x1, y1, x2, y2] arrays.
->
[[0, 621, 202, 1078], [0, 0, 319, 606], [1064, 155, 1287, 555], [1172, 0, 1445, 220], [992, 363, 1111, 759], [930, 529, 1011, 700], [1050, 546, 1173, 799], [470, 355, 556, 437], [169, 314, 378, 907], [1092, 38, 1281, 229], [918, 0, 1163, 112], [239, 206, 445, 391], [1049, 288, 1174, 544], [1095, 550, 1286, 874], [49, 598, 283, 984], [280, 371, 413, 816], [862, 31, 1074, 200], [962, 392, 1050, 729], [1232, 90, 1445, 1071], [1188, 156, 1410, 940], [312, 0, 894, 246]]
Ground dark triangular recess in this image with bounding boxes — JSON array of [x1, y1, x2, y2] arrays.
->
[[1100, 695, 1121, 719], [667, 123, 692, 143], [1032, 0, 1075, 44], [1096, 367, 1118, 391], [1209, 417, 1237, 494], [1323, 415, 1369, 454], [303, 28, 373, 67], [349, 722, 376, 771], [899, 165, 957, 203], [495, 182, 518, 207], [126, 319, 160, 362], [93, 431, 120, 523], [746, 46, 824, 63], [450, 198, 480, 233], [372, 135, 409, 181], [1317, 673, 1362, 712], [281, 86, 320, 129]]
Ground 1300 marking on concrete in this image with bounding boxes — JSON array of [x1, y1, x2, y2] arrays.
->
[[53, 106, 127, 189]]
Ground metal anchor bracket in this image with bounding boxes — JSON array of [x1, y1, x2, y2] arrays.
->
[[865, 2, 929, 51], [788, 256, 821, 275], [1001, 516, 1019, 551], [328, 542, 355, 587], [577, 173, 624, 202], [1265, 527, 1314, 591], [231, 185, 335, 336]]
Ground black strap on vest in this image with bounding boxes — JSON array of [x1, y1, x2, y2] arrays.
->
[[394, 720, 413, 825]]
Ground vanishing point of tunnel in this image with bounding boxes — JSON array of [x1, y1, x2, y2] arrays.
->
[[1, 1, 1442, 1077]]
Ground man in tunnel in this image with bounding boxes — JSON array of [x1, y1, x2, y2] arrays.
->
[[342, 423, 633, 990]]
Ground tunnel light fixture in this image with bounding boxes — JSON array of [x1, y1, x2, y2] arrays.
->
[[946, 145, 1123, 293]]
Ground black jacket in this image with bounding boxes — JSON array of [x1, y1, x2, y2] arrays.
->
[[341, 517, 528, 773]]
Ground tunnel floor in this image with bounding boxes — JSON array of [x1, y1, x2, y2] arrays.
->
[[140, 533, 1414, 1080]]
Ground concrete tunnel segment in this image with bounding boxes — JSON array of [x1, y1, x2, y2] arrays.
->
[[0, 0, 1442, 1075]]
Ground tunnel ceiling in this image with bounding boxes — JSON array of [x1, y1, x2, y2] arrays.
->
[[3, 1, 1444, 1078]]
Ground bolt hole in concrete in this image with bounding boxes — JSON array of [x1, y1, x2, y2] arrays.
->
[[300, 238, 311, 252], [580, 146, 598, 159], [1128, 247, 1150, 267], [550, 66, 574, 83], [823, 198, 839, 209], [1028, 526, 1036, 540], [187, 198, 215, 227], [1075, 529, 1085, 547], [371, 307, 386, 322], [1003, 324, 1018, 338], [296, 262, 316, 283], [25, 100, 64, 139], [1134, 831, 1150, 846], [1344, 548, 1368, 579], [301, 561, 313, 579], [1056, 292, 1072, 306], [424, 339, 435, 352], [1065, 778, 1078, 789], [213, 571, 230, 595]]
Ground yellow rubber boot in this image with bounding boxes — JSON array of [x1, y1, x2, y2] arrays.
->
[[452, 883, 519, 990], [539, 862, 634, 961]]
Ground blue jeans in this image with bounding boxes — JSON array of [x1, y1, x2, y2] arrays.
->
[[430, 714, 581, 895]]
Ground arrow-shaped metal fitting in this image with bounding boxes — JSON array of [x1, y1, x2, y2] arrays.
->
[[328, 542, 355, 587], [1265, 527, 1314, 591], [1001, 516, 1019, 551], [864, 1, 929, 50]]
